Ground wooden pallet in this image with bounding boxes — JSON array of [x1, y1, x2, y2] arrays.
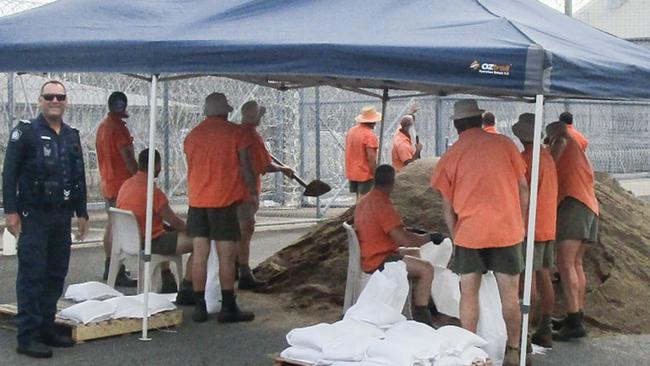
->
[[0, 302, 183, 343]]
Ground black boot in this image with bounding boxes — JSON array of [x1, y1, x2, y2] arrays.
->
[[238, 265, 266, 290], [217, 290, 255, 323], [553, 312, 586, 341], [531, 315, 553, 348], [105, 259, 137, 287], [175, 280, 196, 306], [16, 341, 52, 358], [160, 269, 178, 294], [552, 310, 584, 331], [412, 306, 433, 327], [192, 292, 208, 323], [40, 329, 74, 348]]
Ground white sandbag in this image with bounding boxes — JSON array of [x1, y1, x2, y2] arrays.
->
[[321, 334, 380, 362], [378, 262, 410, 312], [431, 268, 461, 318], [353, 269, 397, 308], [2, 228, 17, 256], [476, 272, 507, 366], [104, 296, 144, 319], [133, 292, 176, 315], [280, 346, 323, 364], [331, 362, 389, 366], [205, 240, 221, 314], [365, 337, 436, 366], [59, 300, 114, 324], [331, 319, 385, 339], [344, 300, 405, 328], [419, 238, 453, 268], [459, 347, 489, 365], [434, 355, 463, 365], [286, 323, 337, 352], [65, 281, 123, 302], [384, 320, 439, 345], [436, 326, 487, 357]]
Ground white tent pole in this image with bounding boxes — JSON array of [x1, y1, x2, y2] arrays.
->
[[377, 88, 389, 164], [140, 74, 158, 341], [520, 94, 544, 366]]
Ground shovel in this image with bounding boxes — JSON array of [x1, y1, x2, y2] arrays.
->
[[270, 154, 331, 197]]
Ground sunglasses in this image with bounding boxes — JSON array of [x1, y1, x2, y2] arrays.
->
[[41, 94, 67, 101]]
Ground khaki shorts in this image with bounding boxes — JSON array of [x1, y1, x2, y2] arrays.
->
[[452, 243, 524, 275], [556, 197, 598, 243], [236, 202, 257, 223], [186, 204, 241, 241], [349, 179, 374, 195], [151, 232, 178, 255], [521, 240, 555, 271]]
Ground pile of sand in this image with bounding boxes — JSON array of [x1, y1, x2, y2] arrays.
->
[[255, 159, 650, 334]]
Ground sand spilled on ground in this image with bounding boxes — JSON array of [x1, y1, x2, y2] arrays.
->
[[255, 158, 650, 334]]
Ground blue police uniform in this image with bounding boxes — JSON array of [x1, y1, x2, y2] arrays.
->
[[2, 114, 88, 347]]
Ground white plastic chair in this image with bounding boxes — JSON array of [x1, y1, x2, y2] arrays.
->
[[107, 207, 183, 293]]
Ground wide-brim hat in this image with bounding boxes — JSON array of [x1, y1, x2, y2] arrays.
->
[[204, 92, 233, 116], [453, 99, 484, 120], [546, 121, 568, 140], [512, 113, 539, 142], [355, 106, 382, 123]]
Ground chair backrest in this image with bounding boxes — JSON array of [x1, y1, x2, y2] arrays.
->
[[343, 221, 364, 312], [109, 207, 142, 256], [343, 222, 362, 269]]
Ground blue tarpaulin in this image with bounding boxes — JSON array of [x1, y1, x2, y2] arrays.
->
[[0, 0, 649, 100]]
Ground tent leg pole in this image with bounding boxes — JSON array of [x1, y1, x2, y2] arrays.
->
[[520, 94, 544, 365], [377, 88, 389, 164], [140, 74, 158, 342]]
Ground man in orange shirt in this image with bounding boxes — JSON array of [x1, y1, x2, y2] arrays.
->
[[354, 164, 444, 326], [482, 112, 498, 134], [546, 121, 599, 342], [512, 113, 558, 348], [345, 106, 380, 200], [184, 92, 257, 323], [237, 101, 294, 290], [116, 149, 195, 305], [559, 112, 588, 151], [431, 100, 529, 366], [391, 114, 423, 172], [96, 92, 138, 288]]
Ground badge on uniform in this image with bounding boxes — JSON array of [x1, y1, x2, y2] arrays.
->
[[43, 145, 52, 157], [10, 129, 21, 142], [63, 189, 71, 201]]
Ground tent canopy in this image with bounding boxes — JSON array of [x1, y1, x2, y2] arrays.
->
[[0, 0, 650, 100]]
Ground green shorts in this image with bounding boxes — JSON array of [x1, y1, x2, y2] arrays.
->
[[452, 243, 524, 275], [349, 179, 374, 195], [521, 241, 554, 271], [151, 232, 178, 255], [186, 204, 241, 241], [556, 197, 598, 243]]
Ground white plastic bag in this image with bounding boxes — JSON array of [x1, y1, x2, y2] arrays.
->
[[104, 296, 144, 319], [436, 326, 487, 357], [477, 272, 507, 366], [65, 281, 123, 302], [59, 300, 114, 324], [460, 346, 489, 365], [286, 323, 337, 352], [380, 262, 410, 312], [280, 346, 323, 364], [343, 301, 405, 328], [205, 240, 221, 314], [365, 337, 436, 366], [419, 238, 453, 268], [133, 293, 177, 315], [431, 268, 461, 318], [321, 334, 380, 362]]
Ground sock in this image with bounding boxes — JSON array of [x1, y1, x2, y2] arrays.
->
[[194, 291, 205, 302], [180, 280, 193, 290], [221, 290, 235, 309]]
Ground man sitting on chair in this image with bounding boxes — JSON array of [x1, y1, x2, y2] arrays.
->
[[116, 149, 195, 304], [354, 164, 445, 327]]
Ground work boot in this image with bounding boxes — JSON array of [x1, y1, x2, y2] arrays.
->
[[160, 269, 178, 294], [175, 280, 196, 306], [217, 290, 255, 323], [553, 312, 586, 341], [412, 306, 433, 327], [531, 315, 553, 348], [551, 315, 566, 331], [40, 330, 74, 348], [104, 259, 137, 287], [192, 297, 208, 323], [503, 345, 531, 366], [238, 265, 266, 290], [16, 341, 52, 358]]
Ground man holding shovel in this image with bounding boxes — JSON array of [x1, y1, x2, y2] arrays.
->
[[237, 101, 294, 290]]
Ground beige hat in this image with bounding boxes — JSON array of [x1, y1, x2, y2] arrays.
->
[[452, 99, 485, 120], [545, 121, 568, 140], [203, 92, 233, 116], [512, 113, 538, 142], [355, 106, 382, 123]]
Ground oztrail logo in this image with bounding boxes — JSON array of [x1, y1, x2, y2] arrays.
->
[[470, 60, 511, 76]]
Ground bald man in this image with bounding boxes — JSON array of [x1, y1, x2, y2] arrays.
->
[[391, 114, 422, 172]]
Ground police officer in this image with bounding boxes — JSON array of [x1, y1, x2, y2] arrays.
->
[[2, 80, 89, 358]]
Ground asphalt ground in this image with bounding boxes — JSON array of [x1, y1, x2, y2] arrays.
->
[[0, 226, 649, 365]]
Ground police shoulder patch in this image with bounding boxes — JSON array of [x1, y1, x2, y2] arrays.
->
[[10, 129, 22, 142], [18, 119, 31, 125]]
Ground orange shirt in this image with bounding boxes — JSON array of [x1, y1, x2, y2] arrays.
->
[[431, 128, 526, 249], [116, 171, 168, 241], [239, 124, 272, 194], [184, 117, 253, 208], [345, 124, 379, 181], [96, 113, 134, 198], [354, 189, 403, 272], [521, 145, 558, 242], [391, 129, 415, 172], [483, 126, 499, 134], [555, 137, 599, 215], [566, 125, 588, 151]]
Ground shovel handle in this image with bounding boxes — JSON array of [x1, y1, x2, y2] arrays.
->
[[270, 154, 308, 188]]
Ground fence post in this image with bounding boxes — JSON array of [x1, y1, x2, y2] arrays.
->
[[298, 88, 306, 207], [7, 72, 15, 130], [434, 96, 444, 156], [315, 86, 322, 218], [162, 81, 170, 193], [275, 92, 286, 205]]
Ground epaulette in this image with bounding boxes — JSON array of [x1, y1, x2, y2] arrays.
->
[[18, 119, 31, 125]]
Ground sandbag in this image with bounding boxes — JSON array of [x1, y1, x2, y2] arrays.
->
[[59, 300, 114, 324], [343, 301, 405, 328], [205, 240, 222, 314], [431, 268, 461, 318], [104, 296, 145, 319], [286, 323, 337, 352], [436, 326, 487, 357], [321, 334, 380, 362], [459, 346, 489, 365], [365, 337, 436, 366], [133, 293, 176, 315], [419, 238, 453, 268], [65, 281, 123, 302], [476, 272, 507, 366], [280, 346, 323, 364]]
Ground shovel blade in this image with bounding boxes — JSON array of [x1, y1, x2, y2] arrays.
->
[[303, 180, 331, 197]]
